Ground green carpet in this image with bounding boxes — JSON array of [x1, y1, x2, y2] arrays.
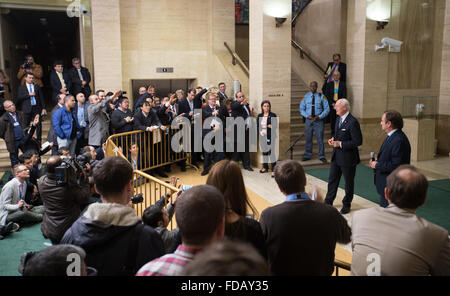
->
[[306, 165, 450, 233], [1, 171, 51, 276], [0, 223, 51, 276]]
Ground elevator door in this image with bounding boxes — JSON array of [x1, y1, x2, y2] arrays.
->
[[131, 79, 196, 102]]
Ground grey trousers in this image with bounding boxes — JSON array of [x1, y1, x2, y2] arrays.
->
[[6, 206, 44, 225]]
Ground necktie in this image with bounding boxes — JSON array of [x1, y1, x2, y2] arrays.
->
[[334, 81, 339, 102], [328, 64, 337, 83], [339, 117, 343, 128], [311, 94, 315, 117], [29, 84, 36, 106], [57, 72, 66, 89], [77, 68, 84, 81], [19, 183, 24, 200]]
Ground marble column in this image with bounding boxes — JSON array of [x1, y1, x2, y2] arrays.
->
[[250, 0, 291, 165], [346, 0, 394, 152], [438, 0, 450, 155], [90, 0, 122, 93]]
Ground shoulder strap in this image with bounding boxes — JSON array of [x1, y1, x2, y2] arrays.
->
[[121, 223, 144, 275]]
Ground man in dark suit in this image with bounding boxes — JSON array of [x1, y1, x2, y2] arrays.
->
[[133, 101, 168, 178], [50, 61, 71, 104], [324, 99, 362, 214], [231, 91, 254, 171], [201, 91, 224, 176], [133, 85, 155, 113], [322, 53, 346, 93], [68, 58, 92, 99], [260, 160, 351, 276], [16, 73, 46, 142], [177, 88, 207, 167], [0, 100, 27, 167], [370, 110, 411, 207], [218, 82, 228, 106], [324, 71, 347, 136]]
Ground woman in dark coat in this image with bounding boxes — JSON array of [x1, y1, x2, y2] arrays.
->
[[257, 100, 277, 177]]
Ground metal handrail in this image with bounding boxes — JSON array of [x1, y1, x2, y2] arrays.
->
[[291, 39, 326, 74], [334, 258, 351, 276], [105, 133, 180, 228], [224, 42, 249, 77], [292, 0, 313, 28]]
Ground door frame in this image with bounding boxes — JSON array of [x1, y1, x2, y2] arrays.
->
[[0, 2, 87, 68]]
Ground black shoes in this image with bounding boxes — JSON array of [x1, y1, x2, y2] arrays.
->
[[201, 170, 209, 176], [340, 206, 351, 214], [302, 157, 311, 161], [320, 158, 328, 164], [244, 167, 254, 172], [0, 222, 20, 240]]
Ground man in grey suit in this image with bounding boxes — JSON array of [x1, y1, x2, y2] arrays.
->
[[87, 91, 120, 148], [351, 165, 450, 276], [0, 164, 44, 226]]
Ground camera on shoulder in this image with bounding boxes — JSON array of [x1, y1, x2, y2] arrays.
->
[[54, 153, 91, 186]]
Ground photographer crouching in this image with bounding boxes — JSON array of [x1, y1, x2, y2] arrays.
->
[[38, 155, 90, 245]]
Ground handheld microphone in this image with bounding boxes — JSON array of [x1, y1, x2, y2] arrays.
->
[[370, 152, 376, 172]]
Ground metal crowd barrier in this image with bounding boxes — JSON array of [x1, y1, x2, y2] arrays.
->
[[131, 170, 179, 230], [334, 259, 351, 276], [105, 129, 190, 172]]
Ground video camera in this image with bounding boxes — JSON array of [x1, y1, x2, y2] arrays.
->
[[54, 153, 92, 186], [23, 62, 33, 70]]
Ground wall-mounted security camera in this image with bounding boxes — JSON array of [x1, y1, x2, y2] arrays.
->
[[375, 37, 403, 53], [81, 4, 89, 15], [66, 2, 90, 17]]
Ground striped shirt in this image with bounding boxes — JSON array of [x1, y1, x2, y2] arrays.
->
[[135, 244, 202, 276]]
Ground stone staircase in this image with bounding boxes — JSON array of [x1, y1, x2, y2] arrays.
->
[[289, 71, 370, 170], [289, 71, 331, 169], [0, 119, 52, 173]]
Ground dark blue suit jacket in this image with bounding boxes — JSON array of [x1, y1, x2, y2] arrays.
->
[[331, 113, 362, 167], [374, 130, 411, 196]]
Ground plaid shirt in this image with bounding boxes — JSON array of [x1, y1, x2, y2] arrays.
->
[[136, 244, 202, 276]]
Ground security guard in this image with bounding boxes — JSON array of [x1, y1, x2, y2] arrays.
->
[[300, 81, 330, 163]]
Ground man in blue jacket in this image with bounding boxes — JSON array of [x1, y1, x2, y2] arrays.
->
[[300, 81, 330, 163], [370, 110, 411, 207], [52, 95, 81, 156]]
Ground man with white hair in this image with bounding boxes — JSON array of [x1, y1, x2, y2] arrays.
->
[[324, 99, 362, 214]]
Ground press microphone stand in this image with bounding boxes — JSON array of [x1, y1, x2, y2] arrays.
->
[[285, 133, 305, 160]]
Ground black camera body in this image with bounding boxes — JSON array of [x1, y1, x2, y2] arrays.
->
[[76, 152, 92, 169], [23, 62, 33, 70], [54, 155, 88, 186], [131, 193, 143, 204]]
